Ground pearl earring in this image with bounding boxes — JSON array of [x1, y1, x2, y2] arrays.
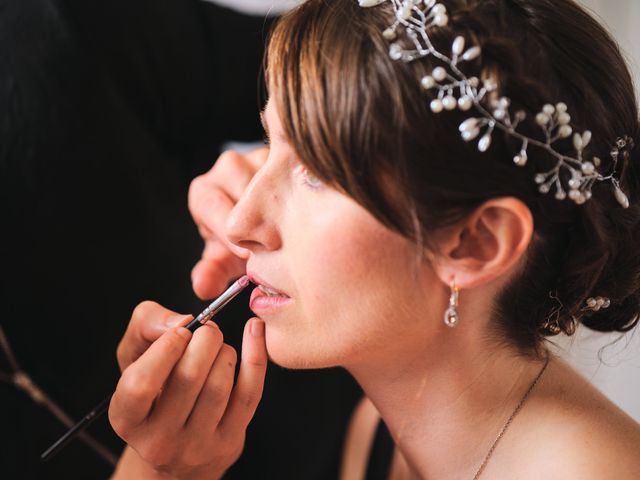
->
[[444, 280, 460, 327]]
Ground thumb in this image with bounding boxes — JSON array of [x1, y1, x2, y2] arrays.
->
[[219, 318, 268, 435], [192, 241, 247, 300], [141, 313, 192, 343], [117, 301, 191, 371]]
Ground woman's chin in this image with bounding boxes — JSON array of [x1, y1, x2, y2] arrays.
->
[[266, 347, 329, 370], [264, 334, 339, 370]]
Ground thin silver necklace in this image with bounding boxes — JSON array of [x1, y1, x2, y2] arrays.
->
[[472, 356, 550, 480]]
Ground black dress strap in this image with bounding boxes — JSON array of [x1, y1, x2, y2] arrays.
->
[[365, 419, 394, 480]]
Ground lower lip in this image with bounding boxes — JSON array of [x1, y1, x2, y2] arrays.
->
[[249, 286, 292, 314]]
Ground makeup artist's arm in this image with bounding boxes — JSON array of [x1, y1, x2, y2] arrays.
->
[[109, 302, 267, 480], [189, 148, 267, 298]]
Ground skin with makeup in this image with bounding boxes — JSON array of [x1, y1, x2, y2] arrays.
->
[[108, 1, 640, 478]]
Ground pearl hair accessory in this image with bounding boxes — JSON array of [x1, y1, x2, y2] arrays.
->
[[542, 291, 611, 336], [357, 0, 632, 208], [582, 296, 611, 313]]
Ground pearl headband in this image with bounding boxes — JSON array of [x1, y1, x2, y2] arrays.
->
[[358, 0, 633, 208]]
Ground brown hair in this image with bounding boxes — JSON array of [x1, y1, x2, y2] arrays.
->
[[266, 0, 640, 353]]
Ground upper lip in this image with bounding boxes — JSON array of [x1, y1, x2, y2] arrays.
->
[[247, 272, 290, 297]]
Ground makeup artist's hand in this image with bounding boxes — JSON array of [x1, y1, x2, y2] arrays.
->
[[189, 148, 268, 299], [109, 302, 267, 480]]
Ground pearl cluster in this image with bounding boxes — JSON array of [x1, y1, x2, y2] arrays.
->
[[583, 296, 611, 312], [357, 0, 631, 208], [528, 102, 599, 204], [421, 34, 481, 115]]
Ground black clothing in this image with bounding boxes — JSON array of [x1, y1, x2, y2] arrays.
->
[[0, 1, 361, 478], [365, 420, 394, 480]]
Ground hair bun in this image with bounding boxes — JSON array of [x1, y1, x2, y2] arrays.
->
[[576, 138, 640, 334]]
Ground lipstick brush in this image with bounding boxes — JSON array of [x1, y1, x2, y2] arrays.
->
[[41, 275, 251, 462]]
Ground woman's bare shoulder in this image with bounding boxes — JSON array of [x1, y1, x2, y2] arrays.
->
[[340, 396, 381, 480], [511, 356, 640, 479]]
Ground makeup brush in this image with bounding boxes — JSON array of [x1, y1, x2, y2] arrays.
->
[[41, 275, 251, 462]]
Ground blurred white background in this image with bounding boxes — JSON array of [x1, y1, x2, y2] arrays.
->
[[579, 0, 640, 96], [553, 0, 640, 422]]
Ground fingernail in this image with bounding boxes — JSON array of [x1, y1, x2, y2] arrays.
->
[[175, 327, 192, 340], [251, 319, 265, 337], [202, 320, 220, 330], [166, 314, 188, 328]]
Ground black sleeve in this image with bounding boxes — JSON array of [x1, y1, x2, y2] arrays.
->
[[1, 0, 204, 477], [0, 1, 361, 479]]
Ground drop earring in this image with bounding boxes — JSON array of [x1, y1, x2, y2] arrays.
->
[[444, 280, 460, 327]]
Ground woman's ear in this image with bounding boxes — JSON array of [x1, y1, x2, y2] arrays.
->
[[430, 197, 534, 289]]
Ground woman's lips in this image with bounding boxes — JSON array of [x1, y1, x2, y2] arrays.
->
[[248, 273, 289, 296], [249, 286, 291, 314]]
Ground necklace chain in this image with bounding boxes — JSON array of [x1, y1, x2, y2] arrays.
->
[[472, 356, 550, 480]]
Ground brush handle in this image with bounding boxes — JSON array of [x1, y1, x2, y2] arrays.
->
[[185, 316, 208, 331], [40, 396, 110, 461], [41, 276, 250, 462], [41, 320, 207, 462]]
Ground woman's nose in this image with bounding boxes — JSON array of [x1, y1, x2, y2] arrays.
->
[[225, 165, 283, 253]]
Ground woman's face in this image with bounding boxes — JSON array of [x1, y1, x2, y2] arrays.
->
[[226, 98, 441, 369]]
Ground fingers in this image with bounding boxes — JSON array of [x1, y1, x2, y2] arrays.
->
[[149, 323, 224, 430], [211, 150, 261, 200], [188, 150, 257, 244], [110, 327, 192, 436], [188, 150, 263, 292], [186, 344, 237, 438], [110, 316, 266, 478], [245, 147, 269, 171], [117, 300, 192, 371], [191, 241, 247, 299], [189, 183, 242, 254], [219, 318, 267, 436]]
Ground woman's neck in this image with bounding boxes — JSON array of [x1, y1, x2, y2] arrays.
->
[[346, 334, 547, 479]]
